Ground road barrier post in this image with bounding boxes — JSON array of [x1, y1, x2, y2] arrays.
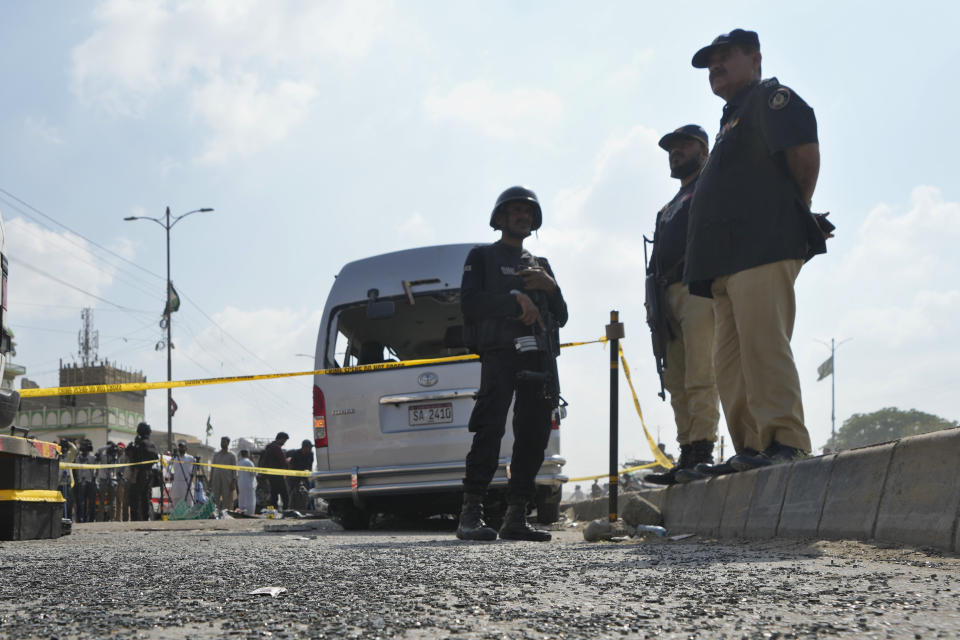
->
[[606, 310, 625, 522]]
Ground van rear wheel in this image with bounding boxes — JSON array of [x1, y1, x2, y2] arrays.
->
[[535, 485, 562, 524], [330, 499, 371, 530]]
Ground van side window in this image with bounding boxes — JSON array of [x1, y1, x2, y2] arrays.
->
[[328, 291, 468, 366], [332, 328, 352, 368]]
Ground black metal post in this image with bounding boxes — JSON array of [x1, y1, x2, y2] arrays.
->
[[165, 206, 173, 456], [605, 310, 624, 523]]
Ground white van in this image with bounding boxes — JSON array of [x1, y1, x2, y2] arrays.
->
[[309, 244, 566, 529], [0, 209, 19, 428]]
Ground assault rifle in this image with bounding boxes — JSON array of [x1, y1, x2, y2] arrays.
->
[[515, 288, 562, 409], [643, 236, 672, 401]]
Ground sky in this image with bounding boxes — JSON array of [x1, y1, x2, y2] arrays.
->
[[2, 1, 958, 482]]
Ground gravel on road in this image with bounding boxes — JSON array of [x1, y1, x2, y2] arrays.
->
[[1, 518, 958, 639]]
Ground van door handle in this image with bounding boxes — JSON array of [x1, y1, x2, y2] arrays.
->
[[379, 388, 479, 405]]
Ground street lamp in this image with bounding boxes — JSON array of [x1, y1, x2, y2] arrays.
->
[[125, 206, 213, 453]]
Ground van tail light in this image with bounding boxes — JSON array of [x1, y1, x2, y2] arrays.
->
[[313, 385, 327, 448], [551, 404, 567, 430]]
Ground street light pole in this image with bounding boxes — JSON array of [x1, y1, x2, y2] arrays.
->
[[165, 207, 173, 456], [125, 206, 213, 454]]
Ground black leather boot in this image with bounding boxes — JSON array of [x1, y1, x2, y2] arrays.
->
[[456, 493, 497, 541], [675, 440, 715, 483], [644, 444, 691, 485], [498, 500, 551, 541]]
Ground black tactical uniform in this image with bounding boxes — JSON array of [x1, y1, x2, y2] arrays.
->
[[127, 423, 159, 521], [685, 77, 824, 294], [461, 241, 567, 498], [456, 186, 568, 542], [684, 54, 826, 461]]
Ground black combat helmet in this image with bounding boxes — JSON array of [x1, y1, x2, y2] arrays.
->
[[489, 186, 542, 231], [136, 422, 151, 438]]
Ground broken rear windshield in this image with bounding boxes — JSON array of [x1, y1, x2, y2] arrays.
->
[[329, 291, 468, 367]]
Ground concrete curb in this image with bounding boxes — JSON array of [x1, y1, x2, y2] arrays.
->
[[564, 427, 960, 552], [874, 429, 960, 550]]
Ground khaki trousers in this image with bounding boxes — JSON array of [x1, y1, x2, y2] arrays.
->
[[663, 282, 720, 444], [711, 259, 811, 453]]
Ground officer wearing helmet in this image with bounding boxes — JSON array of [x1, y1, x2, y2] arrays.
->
[[456, 186, 568, 542], [127, 421, 159, 520]]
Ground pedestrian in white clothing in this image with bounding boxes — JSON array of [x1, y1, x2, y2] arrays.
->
[[169, 440, 196, 507], [237, 449, 257, 515]]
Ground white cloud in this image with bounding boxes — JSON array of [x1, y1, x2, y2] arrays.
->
[[394, 212, 437, 246], [423, 80, 564, 141], [604, 48, 654, 88], [191, 74, 317, 164], [24, 116, 63, 145], [797, 185, 960, 441], [151, 306, 324, 445], [70, 0, 393, 160], [539, 139, 960, 477], [4, 217, 117, 320]]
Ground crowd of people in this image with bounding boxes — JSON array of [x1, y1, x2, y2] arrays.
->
[[57, 426, 315, 522]]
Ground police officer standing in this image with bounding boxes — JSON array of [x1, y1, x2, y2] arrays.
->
[[684, 29, 829, 472], [457, 186, 568, 542], [644, 125, 720, 485], [127, 422, 159, 520]]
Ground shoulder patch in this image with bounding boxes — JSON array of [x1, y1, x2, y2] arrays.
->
[[768, 87, 791, 110], [463, 264, 472, 272]]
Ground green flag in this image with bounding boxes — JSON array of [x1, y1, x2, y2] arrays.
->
[[164, 282, 181, 315], [206, 415, 213, 437], [817, 356, 833, 381]]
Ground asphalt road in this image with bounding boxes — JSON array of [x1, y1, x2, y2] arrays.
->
[[1, 518, 958, 639]]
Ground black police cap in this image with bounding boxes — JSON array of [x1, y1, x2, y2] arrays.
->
[[692, 29, 760, 68], [490, 186, 542, 231], [658, 124, 709, 151]]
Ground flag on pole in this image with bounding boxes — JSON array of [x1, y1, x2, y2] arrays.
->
[[206, 415, 213, 438], [817, 355, 834, 381], [164, 282, 181, 315], [169, 396, 178, 417]]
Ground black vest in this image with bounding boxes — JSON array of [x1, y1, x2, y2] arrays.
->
[[684, 78, 825, 291]]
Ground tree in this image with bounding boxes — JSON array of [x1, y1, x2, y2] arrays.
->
[[824, 407, 959, 451]]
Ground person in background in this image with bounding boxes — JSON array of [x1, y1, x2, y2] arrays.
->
[[210, 436, 237, 512], [94, 441, 123, 521], [58, 439, 78, 521], [286, 439, 314, 512], [260, 432, 290, 510], [127, 422, 159, 521], [237, 449, 257, 515], [169, 440, 196, 507], [74, 439, 97, 523]]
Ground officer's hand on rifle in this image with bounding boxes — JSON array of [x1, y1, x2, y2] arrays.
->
[[519, 267, 557, 294], [514, 292, 547, 331]]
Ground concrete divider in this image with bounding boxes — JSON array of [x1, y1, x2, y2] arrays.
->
[[777, 454, 835, 538], [661, 484, 688, 532], [566, 428, 960, 552], [874, 429, 960, 550], [695, 475, 730, 536], [676, 481, 708, 533], [818, 442, 895, 541], [744, 462, 792, 538], [718, 470, 757, 538]]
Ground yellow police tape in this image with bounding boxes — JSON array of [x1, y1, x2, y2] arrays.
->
[[0, 489, 65, 503], [567, 461, 660, 483], [37, 336, 674, 480], [61, 458, 310, 478], [18, 338, 608, 399], [620, 345, 674, 469]]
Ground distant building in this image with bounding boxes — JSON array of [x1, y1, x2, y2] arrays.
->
[[16, 359, 148, 449]]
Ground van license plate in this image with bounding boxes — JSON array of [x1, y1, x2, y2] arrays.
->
[[409, 403, 453, 426]]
